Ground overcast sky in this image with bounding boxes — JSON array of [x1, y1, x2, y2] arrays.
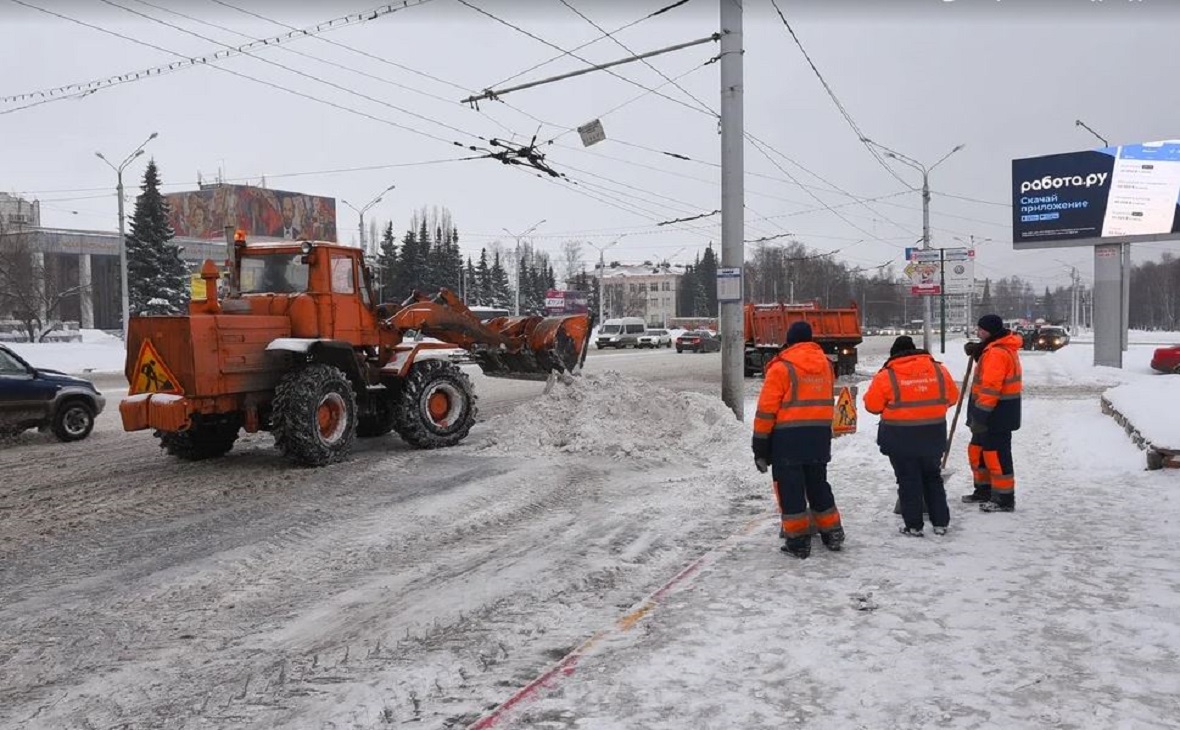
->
[[3, 0, 1179, 290]]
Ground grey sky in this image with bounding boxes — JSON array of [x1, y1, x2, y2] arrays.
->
[[3, 0, 1178, 290]]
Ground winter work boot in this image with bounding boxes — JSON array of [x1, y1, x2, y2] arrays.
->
[[820, 526, 845, 552], [979, 497, 1014, 513], [932, 526, 949, 536], [898, 526, 925, 537], [961, 488, 991, 504], [781, 535, 812, 559]]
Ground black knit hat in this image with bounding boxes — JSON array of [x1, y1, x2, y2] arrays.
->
[[785, 321, 813, 345], [890, 335, 916, 357], [977, 314, 1004, 336]]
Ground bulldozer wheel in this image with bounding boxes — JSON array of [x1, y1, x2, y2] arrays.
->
[[157, 423, 239, 461], [394, 359, 477, 449], [273, 364, 357, 466]]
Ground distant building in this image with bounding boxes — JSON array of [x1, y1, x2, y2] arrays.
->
[[0, 192, 40, 229], [587, 262, 685, 328]]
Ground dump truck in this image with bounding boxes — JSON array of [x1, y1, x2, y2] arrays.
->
[[744, 301, 863, 377], [120, 230, 591, 467]]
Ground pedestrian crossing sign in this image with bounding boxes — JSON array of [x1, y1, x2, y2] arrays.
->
[[833, 385, 857, 435], [130, 339, 182, 395]]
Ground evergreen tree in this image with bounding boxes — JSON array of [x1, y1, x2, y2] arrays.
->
[[393, 226, 418, 298], [376, 221, 398, 302], [476, 248, 492, 306], [414, 216, 432, 291], [490, 250, 512, 308], [980, 279, 992, 312], [126, 159, 187, 315], [463, 257, 479, 304], [697, 244, 719, 316]]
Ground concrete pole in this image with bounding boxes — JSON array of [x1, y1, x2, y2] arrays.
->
[[117, 170, 130, 341], [1121, 243, 1130, 351], [78, 254, 94, 329], [1094, 243, 1122, 368], [719, 0, 744, 420], [921, 171, 933, 352], [598, 249, 606, 325], [358, 213, 365, 253]]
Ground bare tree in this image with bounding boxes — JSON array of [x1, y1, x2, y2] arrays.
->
[[0, 225, 87, 342], [559, 239, 583, 288]]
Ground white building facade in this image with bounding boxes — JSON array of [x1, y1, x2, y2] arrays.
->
[[594, 263, 685, 328]]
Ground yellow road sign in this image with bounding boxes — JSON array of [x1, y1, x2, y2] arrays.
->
[[833, 385, 857, 435], [130, 339, 182, 395]]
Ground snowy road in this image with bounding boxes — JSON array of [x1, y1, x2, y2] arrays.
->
[[0, 346, 786, 729]]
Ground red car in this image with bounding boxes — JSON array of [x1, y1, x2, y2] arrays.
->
[[1150, 344, 1180, 374]]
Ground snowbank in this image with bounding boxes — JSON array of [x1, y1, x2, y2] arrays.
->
[[1103, 377, 1180, 449], [6, 336, 126, 374], [474, 372, 746, 463]]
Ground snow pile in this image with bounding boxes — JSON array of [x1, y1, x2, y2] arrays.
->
[[475, 371, 747, 462], [6, 337, 126, 374], [1103, 377, 1180, 448]]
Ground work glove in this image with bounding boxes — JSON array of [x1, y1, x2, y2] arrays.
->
[[963, 341, 981, 357], [969, 421, 988, 436], [755, 457, 769, 474]]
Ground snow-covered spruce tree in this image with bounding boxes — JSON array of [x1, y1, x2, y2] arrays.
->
[[126, 159, 187, 315]]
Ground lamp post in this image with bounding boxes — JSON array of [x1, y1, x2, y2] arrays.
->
[[502, 219, 545, 316], [586, 234, 624, 325], [96, 131, 158, 341], [342, 183, 396, 256], [861, 137, 965, 352], [1075, 119, 1109, 147]]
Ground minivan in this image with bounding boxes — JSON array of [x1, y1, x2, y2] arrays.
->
[[595, 317, 646, 349]]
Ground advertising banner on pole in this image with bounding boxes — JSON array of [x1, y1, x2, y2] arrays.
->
[[1011, 140, 1180, 249], [942, 248, 975, 295], [904, 247, 974, 296], [904, 248, 942, 296]]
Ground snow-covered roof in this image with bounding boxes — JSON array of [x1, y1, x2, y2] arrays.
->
[[597, 263, 687, 278]]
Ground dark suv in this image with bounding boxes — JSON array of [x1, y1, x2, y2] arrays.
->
[[0, 344, 106, 442]]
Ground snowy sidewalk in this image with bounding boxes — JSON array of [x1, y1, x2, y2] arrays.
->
[[486, 345, 1180, 729]]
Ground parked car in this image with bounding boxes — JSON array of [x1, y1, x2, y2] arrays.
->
[[1151, 344, 1180, 374], [0, 344, 105, 441], [1031, 326, 1070, 351], [636, 329, 673, 348], [676, 330, 721, 353], [595, 317, 647, 349]]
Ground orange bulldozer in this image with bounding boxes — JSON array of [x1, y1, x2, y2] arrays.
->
[[119, 229, 591, 466]]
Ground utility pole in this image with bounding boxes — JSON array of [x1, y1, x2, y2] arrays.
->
[[503, 219, 545, 316], [719, 0, 744, 421], [341, 183, 395, 256], [861, 138, 964, 352], [587, 234, 624, 326], [95, 131, 158, 342]]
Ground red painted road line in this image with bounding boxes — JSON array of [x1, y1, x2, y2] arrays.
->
[[468, 513, 772, 729]]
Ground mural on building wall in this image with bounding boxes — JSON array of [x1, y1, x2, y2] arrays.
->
[[166, 185, 337, 242]]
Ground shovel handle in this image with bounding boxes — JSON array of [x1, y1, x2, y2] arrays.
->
[[941, 356, 975, 471]]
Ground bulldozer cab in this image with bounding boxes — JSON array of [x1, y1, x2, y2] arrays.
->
[[228, 239, 379, 347]]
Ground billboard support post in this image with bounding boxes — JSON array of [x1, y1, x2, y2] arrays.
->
[[939, 248, 946, 354], [1094, 243, 1124, 368]]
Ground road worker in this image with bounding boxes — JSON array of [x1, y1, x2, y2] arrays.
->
[[752, 321, 844, 559], [864, 335, 959, 536], [962, 314, 1023, 512]]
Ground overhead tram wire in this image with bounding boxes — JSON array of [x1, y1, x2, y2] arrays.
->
[[767, 0, 911, 190], [125, 0, 524, 140], [6, 1, 485, 153], [96, 0, 493, 146], [204, 0, 549, 140], [1, 0, 431, 114]]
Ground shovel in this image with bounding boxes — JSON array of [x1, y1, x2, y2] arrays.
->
[[893, 355, 975, 515]]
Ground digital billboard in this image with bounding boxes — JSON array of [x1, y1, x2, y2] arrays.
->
[[1012, 141, 1180, 249], [166, 184, 337, 242], [544, 289, 589, 315]]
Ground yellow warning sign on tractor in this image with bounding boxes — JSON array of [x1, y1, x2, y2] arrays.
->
[[833, 385, 857, 436], [130, 339, 182, 395]]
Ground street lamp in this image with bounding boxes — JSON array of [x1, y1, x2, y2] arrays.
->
[[341, 182, 396, 256], [96, 131, 158, 342], [586, 234, 624, 324], [861, 137, 965, 352], [502, 219, 545, 316], [1075, 119, 1109, 147]]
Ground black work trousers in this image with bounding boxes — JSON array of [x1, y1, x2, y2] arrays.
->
[[772, 462, 841, 537], [889, 454, 949, 531]]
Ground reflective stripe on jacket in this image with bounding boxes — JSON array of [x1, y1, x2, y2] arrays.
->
[[864, 350, 960, 457], [752, 341, 834, 465], [968, 331, 1023, 432]]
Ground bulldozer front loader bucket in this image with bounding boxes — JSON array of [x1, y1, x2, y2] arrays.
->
[[473, 313, 592, 380]]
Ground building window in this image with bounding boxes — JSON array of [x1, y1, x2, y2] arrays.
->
[[649, 282, 658, 292], [662, 281, 671, 291]]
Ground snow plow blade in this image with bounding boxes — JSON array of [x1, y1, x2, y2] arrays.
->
[[385, 289, 591, 380], [471, 313, 592, 380]]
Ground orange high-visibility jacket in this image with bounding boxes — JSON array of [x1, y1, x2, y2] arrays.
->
[[752, 342, 834, 464], [864, 352, 959, 426], [968, 332, 1023, 432]]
